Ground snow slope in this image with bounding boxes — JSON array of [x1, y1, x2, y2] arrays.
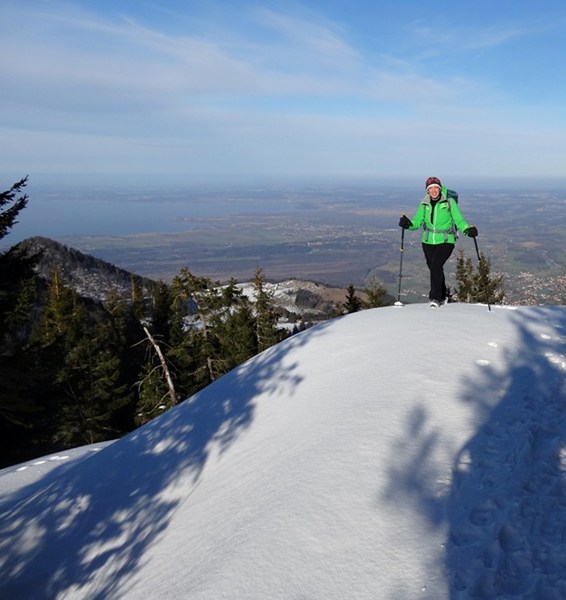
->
[[1, 303, 566, 599]]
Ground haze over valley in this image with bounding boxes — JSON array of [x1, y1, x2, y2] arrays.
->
[[6, 179, 566, 305]]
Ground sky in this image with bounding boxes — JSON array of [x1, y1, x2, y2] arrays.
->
[[1, 302, 566, 598], [2, 1, 566, 185]]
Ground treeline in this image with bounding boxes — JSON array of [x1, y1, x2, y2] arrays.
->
[[0, 178, 294, 468], [1, 259, 392, 468], [1, 263, 289, 468]]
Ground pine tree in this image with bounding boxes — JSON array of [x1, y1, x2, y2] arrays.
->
[[455, 249, 475, 303], [253, 268, 281, 352], [170, 267, 221, 382], [363, 277, 388, 308], [214, 292, 257, 375], [136, 268, 225, 424], [135, 280, 175, 425], [0, 177, 44, 466], [33, 270, 90, 445], [455, 248, 505, 304], [130, 273, 147, 322], [135, 360, 171, 426], [0, 177, 37, 352], [222, 277, 242, 306], [97, 290, 140, 432], [149, 280, 172, 341], [0, 176, 28, 239], [33, 271, 133, 446], [135, 267, 282, 426], [343, 284, 363, 313], [476, 251, 505, 305]]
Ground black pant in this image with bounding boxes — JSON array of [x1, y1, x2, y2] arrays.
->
[[422, 243, 454, 302]]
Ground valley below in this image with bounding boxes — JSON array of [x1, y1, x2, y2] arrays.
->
[[17, 181, 566, 305]]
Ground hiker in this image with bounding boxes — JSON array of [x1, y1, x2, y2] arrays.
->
[[398, 176, 478, 308]]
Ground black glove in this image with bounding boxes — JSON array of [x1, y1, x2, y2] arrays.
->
[[464, 226, 478, 238], [399, 215, 412, 229]]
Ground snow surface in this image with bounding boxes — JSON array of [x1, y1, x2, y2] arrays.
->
[[1, 303, 566, 599], [0, 442, 115, 506]]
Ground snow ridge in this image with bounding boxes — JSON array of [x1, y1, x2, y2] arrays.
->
[[1, 303, 566, 599]]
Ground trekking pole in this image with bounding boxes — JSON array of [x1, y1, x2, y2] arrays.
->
[[473, 236, 491, 312], [394, 226, 405, 306]]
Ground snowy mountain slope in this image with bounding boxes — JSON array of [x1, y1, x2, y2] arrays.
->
[[16, 234, 356, 320], [1, 303, 566, 599], [15, 236, 154, 304], [237, 278, 368, 317]]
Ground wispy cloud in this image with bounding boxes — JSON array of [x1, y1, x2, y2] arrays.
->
[[1, 2, 565, 181], [1, 3, 497, 113], [413, 23, 530, 51], [254, 8, 362, 69]]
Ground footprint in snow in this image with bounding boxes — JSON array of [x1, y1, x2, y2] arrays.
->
[[14, 454, 71, 472]]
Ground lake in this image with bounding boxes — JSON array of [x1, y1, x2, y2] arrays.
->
[[4, 183, 307, 245]]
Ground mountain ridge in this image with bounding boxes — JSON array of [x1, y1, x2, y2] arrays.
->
[[15, 235, 371, 318], [15, 236, 154, 304]]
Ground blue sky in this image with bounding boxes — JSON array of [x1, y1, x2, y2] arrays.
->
[[2, 0, 566, 185]]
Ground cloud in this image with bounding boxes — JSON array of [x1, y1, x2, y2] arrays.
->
[[254, 7, 362, 70], [3, 3, 454, 111], [413, 23, 530, 52], [1, 8, 256, 96], [1, 2, 565, 181]]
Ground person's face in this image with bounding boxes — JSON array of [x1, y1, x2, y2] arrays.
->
[[428, 185, 441, 199]]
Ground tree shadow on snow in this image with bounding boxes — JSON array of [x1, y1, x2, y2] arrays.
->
[[383, 306, 566, 599], [0, 321, 333, 599]]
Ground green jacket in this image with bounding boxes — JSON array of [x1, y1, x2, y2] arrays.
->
[[409, 187, 470, 245]]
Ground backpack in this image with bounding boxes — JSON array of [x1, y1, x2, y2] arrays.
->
[[444, 187, 458, 203], [443, 186, 459, 234]]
